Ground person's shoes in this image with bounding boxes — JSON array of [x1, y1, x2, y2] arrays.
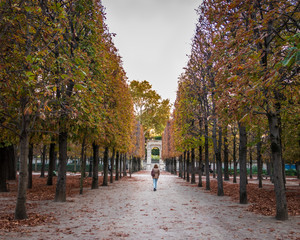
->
[[154, 188, 156, 191]]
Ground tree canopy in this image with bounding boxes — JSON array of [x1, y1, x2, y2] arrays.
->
[[129, 80, 171, 138]]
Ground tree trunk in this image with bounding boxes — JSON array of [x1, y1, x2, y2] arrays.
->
[[102, 147, 109, 186], [40, 145, 46, 178], [129, 156, 132, 177], [267, 158, 271, 178], [183, 151, 186, 180], [267, 112, 288, 220], [110, 148, 115, 183], [15, 114, 30, 220], [212, 155, 216, 178], [173, 157, 177, 175], [138, 157, 141, 171], [0, 145, 9, 192], [119, 153, 122, 179], [191, 148, 195, 184], [27, 143, 33, 189], [224, 131, 229, 181], [257, 140, 263, 188], [7, 145, 16, 180], [91, 142, 99, 189], [270, 159, 274, 183], [123, 153, 127, 177], [296, 161, 300, 179], [198, 145, 203, 187], [178, 155, 182, 178], [135, 157, 138, 172], [212, 105, 222, 195], [55, 131, 68, 202], [47, 141, 55, 186], [205, 119, 210, 190], [217, 128, 224, 196], [132, 157, 135, 173], [115, 151, 119, 181], [239, 122, 247, 204], [249, 147, 253, 179], [186, 150, 190, 182], [83, 154, 86, 178], [88, 157, 92, 177], [79, 136, 86, 194], [233, 132, 237, 183]]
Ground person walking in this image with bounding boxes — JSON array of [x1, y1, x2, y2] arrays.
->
[[151, 164, 160, 191]]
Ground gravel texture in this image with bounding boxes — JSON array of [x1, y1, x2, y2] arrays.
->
[[1, 171, 299, 240]]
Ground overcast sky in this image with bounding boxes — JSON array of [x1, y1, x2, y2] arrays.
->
[[102, 0, 200, 106]]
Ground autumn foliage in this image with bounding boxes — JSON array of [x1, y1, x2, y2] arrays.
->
[[163, 0, 299, 220], [0, 0, 136, 220]]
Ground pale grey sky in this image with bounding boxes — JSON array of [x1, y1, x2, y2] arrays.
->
[[102, 0, 200, 105]]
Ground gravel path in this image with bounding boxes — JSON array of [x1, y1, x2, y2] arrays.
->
[[2, 171, 299, 240]]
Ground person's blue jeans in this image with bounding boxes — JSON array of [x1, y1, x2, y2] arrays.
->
[[153, 178, 158, 189]]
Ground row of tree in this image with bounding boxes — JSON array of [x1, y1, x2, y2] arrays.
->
[[0, 0, 145, 220], [162, 0, 299, 221]]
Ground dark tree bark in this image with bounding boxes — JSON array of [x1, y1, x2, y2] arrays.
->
[[55, 130, 68, 202], [249, 147, 253, 179], [224, 131, 229, 181], [82, 154, 86, 178], [102, 147, 109, 186], [232, 129, 237, 183], [296, 161, 300, 179], [198, 145, 203, 187], [40, 145, 46, 178], [129, 156, 132, 177], [137, 157, 141, 171], [27, 143, 33, 189], [267, 112, 288, 220], [186, 150, 190, 182], [212, 155, 216, 179], [257, 140, 263, 188], [183, 151, 186, 180], [79, 136, 86, 194], [172, 158, 175, 174], [239, 123, 247, 204], [132, 157, 136, 173], [115, 151, 119, 181], [173, 157, 177, 175], [266, 156, 274, 182], [91, 142, 99, 189], [15, 112, 30, 220], [0, 145, 9, 192], [168, 158, 171, 173], [217, 128, 224, 196], [119, 153, 122, 179], [191, 148, 196, 184], [135, 157, 137, 171], [110, 148, 115, 183], [7, 145, 16, 180], [47, 141, 56, 186], [123, 153, 127, 177], [205, 118, 210, 190], [179, 155, 182, 178], [88, 157, 93, 177]]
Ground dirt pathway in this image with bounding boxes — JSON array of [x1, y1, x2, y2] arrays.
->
[[1, 171, 299, 240]]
